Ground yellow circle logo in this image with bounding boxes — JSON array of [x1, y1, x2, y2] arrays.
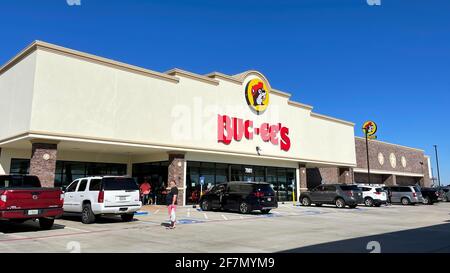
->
[[363, 121, 377, 136], [245, 78, 270, 114]]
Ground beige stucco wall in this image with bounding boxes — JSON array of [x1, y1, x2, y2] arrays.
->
[[25, 49, 356, 167], [0, 52, 36, 141]]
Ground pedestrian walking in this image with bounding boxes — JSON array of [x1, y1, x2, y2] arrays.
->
[[140, 180, 151, 205], [166, 180, 178, 229]]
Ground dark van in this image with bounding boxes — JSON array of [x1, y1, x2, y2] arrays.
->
[[199, 182, 277, 214]]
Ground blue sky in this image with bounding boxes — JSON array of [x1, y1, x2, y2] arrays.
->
[[0, 0, 448, 184]]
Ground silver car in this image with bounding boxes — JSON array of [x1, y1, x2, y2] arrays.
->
[[385, 186, 423, 205]]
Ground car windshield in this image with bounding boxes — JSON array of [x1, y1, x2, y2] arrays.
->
[[102, 177, 139, 191], [340, 185, 359, 191], [0, 176, 41, 188]]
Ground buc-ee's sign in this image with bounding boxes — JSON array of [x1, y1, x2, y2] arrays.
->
[[217, 76, 292, 151]]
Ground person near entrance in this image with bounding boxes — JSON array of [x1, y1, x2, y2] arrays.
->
[[166, 180, 178, 229], [140, 180, 151, 205]]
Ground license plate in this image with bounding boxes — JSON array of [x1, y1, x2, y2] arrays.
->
[[119, 197, 126, 201], [267, 198, 272, 201], [27, 210, 39, 215]]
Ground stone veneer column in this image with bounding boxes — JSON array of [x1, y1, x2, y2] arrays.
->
[[384, 174, 397, 186], [168, 152, 186, 206], [338, 168, 353, 184], [29, 141, 58, 188], [299, 164, 308, 193]]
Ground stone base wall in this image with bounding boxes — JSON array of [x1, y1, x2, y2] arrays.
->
[[29, 142, 58, 188], [168, 153, 186, 206]]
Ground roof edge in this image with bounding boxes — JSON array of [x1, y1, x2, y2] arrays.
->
[[310, 112, 355, 126], [1, 40, 180, 83], [166, 68, 219, 85], [354, 136, 425, 153]]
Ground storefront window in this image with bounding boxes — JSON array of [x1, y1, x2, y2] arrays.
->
[[132, 161, 169, 205], [215, 164, 228, 184], [185, 161, 296, 205], [56, 161, 127, 187], [10, 159, 30, 175]]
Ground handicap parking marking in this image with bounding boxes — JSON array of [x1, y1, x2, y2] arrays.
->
[[176, 218, 206, 225]]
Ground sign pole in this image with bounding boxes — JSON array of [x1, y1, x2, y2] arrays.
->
[[365, 129, 371, 185]]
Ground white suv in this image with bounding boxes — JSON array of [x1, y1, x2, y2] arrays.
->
[[357, 184, 387, 207], [63, 176, 142, 224]]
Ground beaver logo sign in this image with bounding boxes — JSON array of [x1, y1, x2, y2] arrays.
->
[[363, 121, 377, 139], [245, 78, 269, 114]]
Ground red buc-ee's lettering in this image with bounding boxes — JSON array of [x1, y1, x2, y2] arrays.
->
[[217, 114, 291, 151]]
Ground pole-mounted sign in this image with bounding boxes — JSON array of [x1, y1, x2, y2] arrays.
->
[[362, 121, 378, 184], [362, 121, 377, 139]]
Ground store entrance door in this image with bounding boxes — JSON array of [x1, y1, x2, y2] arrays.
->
[[132, 161, 169, 205]]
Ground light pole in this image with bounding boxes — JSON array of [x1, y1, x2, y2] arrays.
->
[[364, 128, 371, 184], [433, 145, 441, 187]]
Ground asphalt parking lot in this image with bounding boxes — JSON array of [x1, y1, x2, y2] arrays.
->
[[1, 202, 450, 253]]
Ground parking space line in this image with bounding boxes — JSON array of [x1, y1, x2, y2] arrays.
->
[[64, 226, 89, 233], [203, 213, 208, 219], [154, 209, 160, 214], [221, 214, 228, 221], [187, 208, 191, 217]]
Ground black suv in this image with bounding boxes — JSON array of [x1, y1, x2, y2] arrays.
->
[[300, 184, 363, 209], [420, 187, 440, 205], [199, 182, 277, 214]]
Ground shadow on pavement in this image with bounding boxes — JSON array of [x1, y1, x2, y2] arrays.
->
[[280, 222, 450, 253], [0, 220, 65, 234], [61, 214, 138, 224]]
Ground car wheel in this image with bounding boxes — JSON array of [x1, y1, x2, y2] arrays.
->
[[401, 197, 411, 206], [364, 197, 374, 207], [335, 198, 346, 208], [301, 197, 312, 206], [81, 203, 96, 224], [201, 200, 211, 211], [261, 209, 271, 214], [348, 204, 357, 209], [423, 196, 430, 205], [121, 213, 134, 222], [39, 217, 55, 230], [239, 202, 251, 214]]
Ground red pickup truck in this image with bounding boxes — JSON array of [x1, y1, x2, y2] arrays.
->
[[0, 175, 64, 230]]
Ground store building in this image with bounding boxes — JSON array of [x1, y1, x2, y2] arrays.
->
[[305, 137, 432, 188], [0, 41, 357, 205], [352, 137, 432, 187], [0, 41, 431, 206]]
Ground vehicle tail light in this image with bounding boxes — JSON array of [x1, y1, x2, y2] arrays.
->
[[374, 191, 381, 195], [0, 191, 6, 209], [0, 192, 6, 203], [254, 191, 264, 198], [98, 191, 104, 203], [413, 192, 417, 197], [345, 191, 353, 197]]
